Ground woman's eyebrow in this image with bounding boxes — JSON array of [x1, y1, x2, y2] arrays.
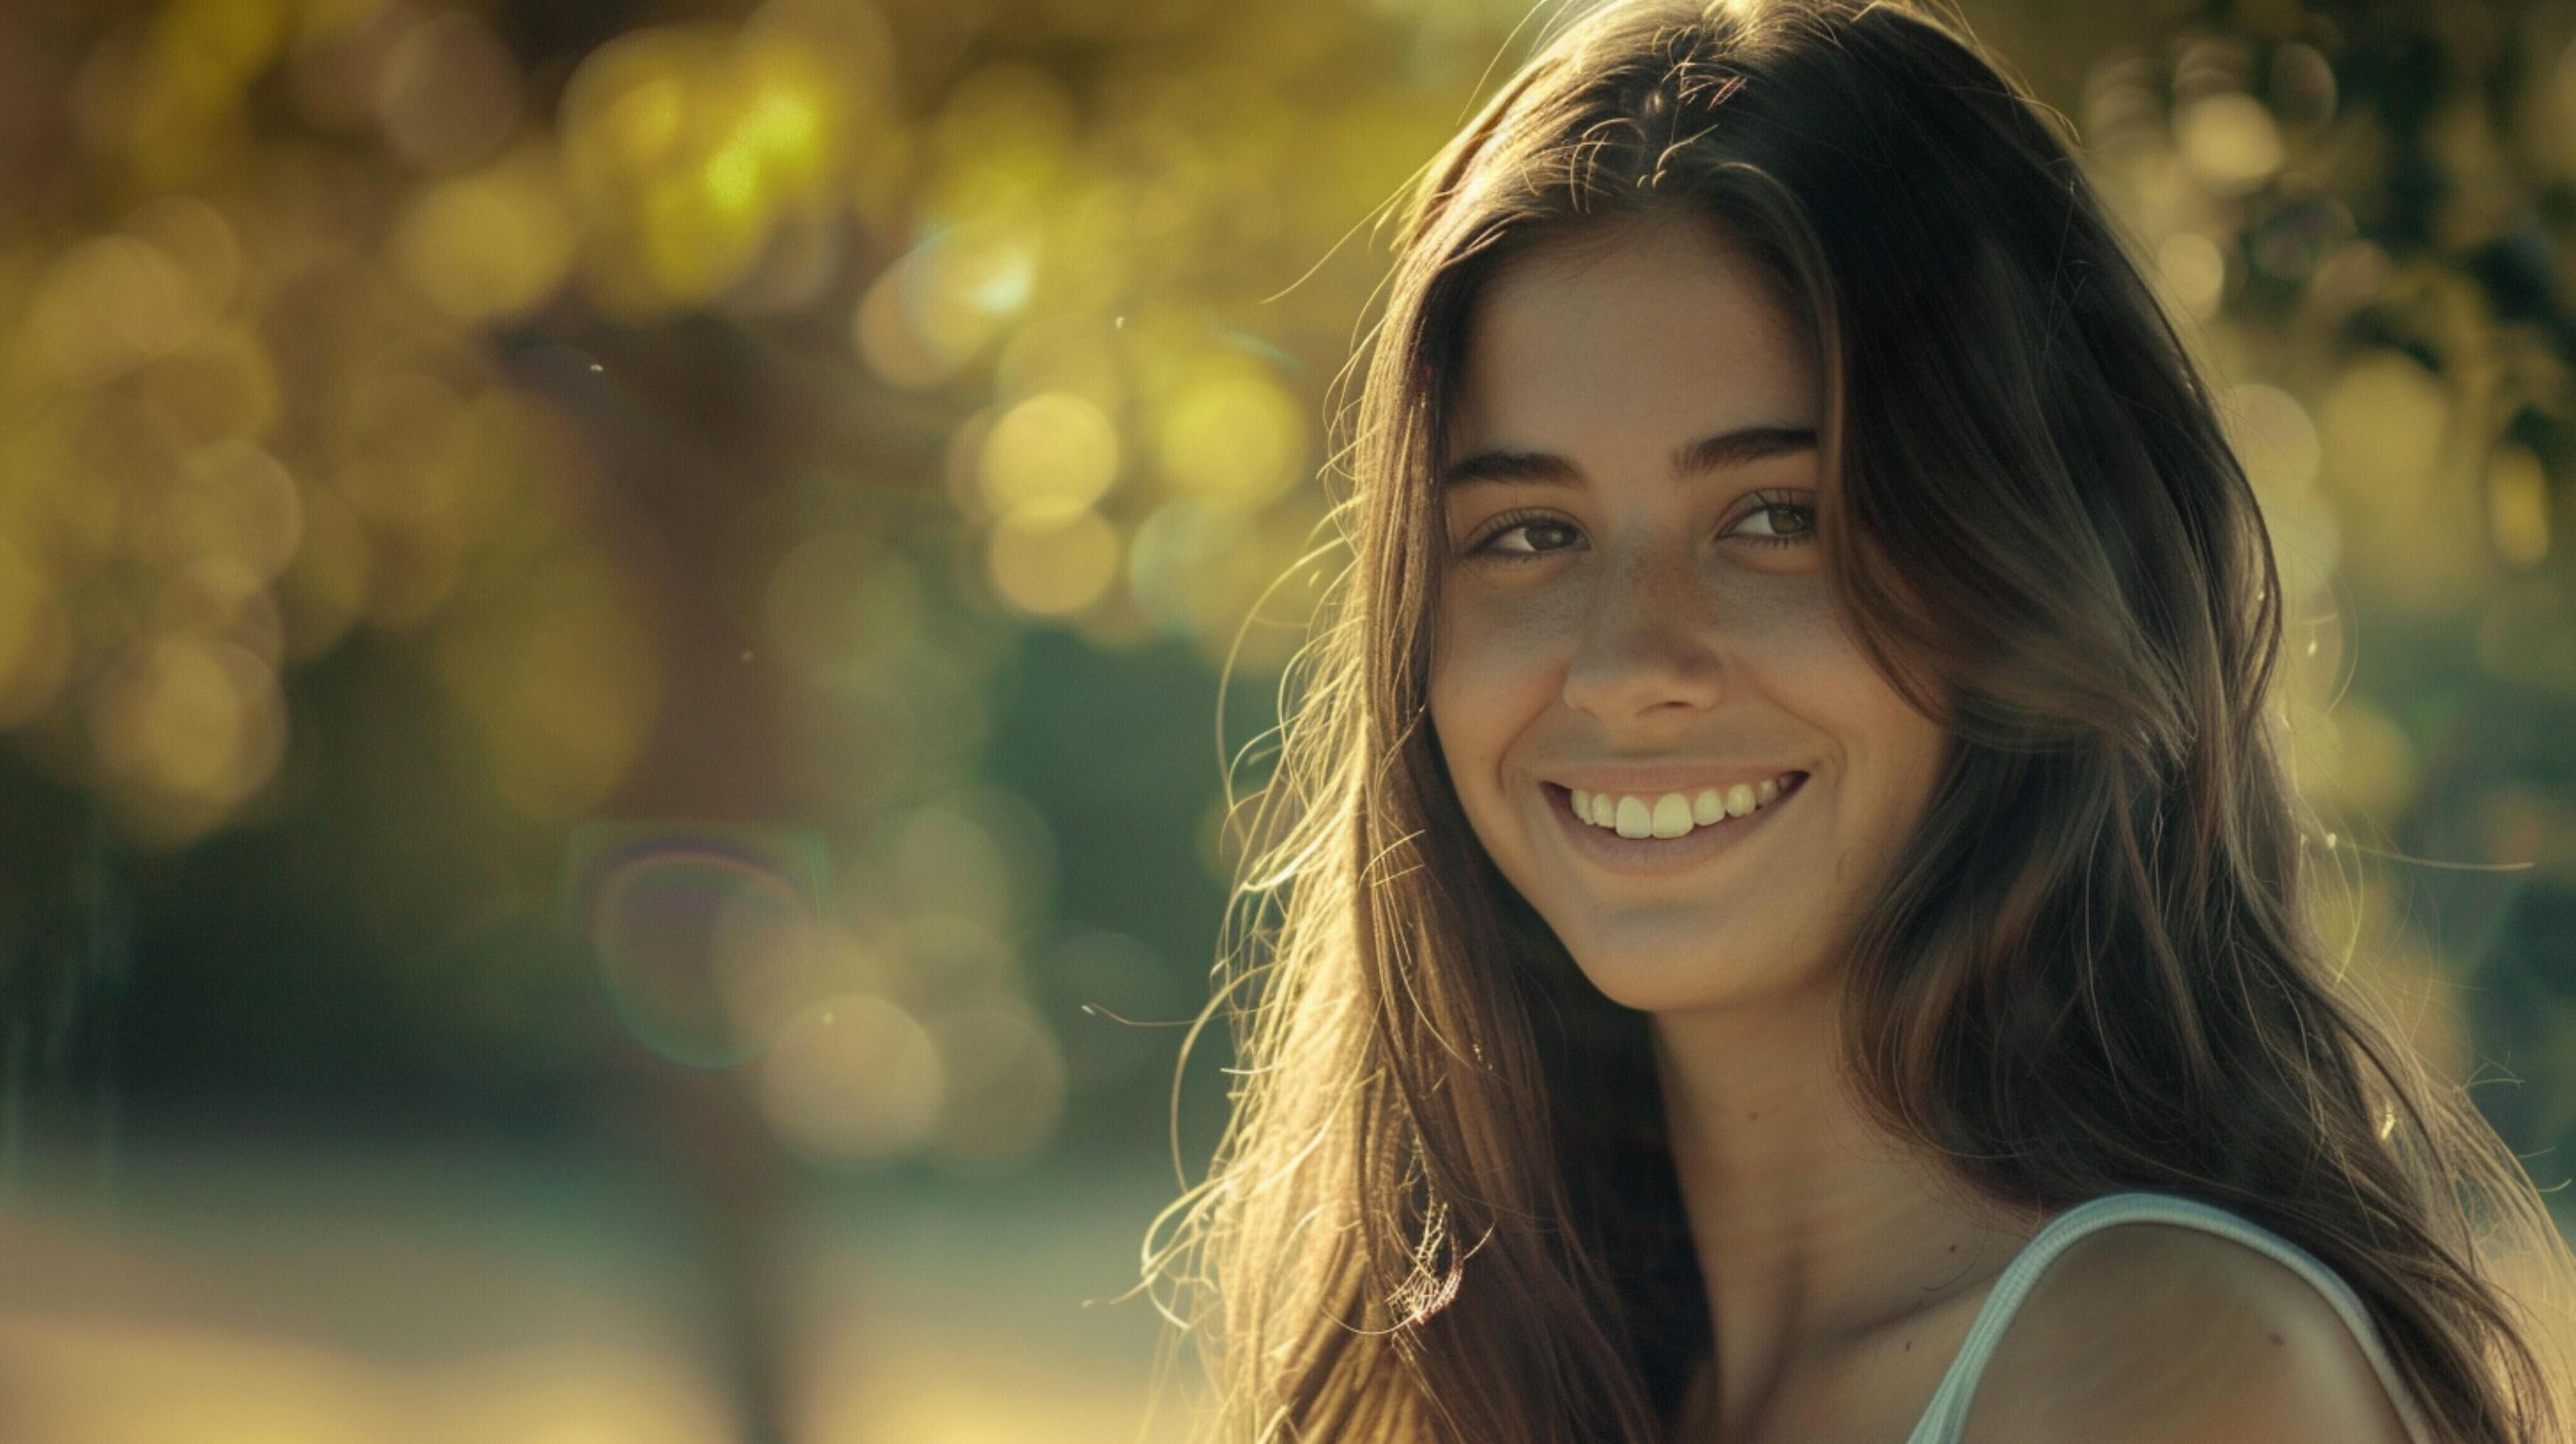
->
[[1437, 424, 1818, 491]]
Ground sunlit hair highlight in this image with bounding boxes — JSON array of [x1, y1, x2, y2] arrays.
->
[[1141, 1, 2576, 1439]]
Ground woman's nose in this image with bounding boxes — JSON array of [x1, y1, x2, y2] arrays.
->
[[1558, 542, 1727, 723]]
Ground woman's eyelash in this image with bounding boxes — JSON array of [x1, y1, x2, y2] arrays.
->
[[1466, 508, 1576, 558], [1464, 493, 1818, 559]]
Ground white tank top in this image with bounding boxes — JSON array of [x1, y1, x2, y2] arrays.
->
[[1904, 1190, 2437, 1443]]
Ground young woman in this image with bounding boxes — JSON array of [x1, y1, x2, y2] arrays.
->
[[1149, 0, 2576, 1438]]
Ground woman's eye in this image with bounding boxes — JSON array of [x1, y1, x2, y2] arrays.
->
[[1478, 518, 1579, 556], [1462, 495, 1817, 561], [1729, 497, 1817, 547]]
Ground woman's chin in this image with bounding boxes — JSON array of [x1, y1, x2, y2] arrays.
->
[[1565, 947, 1764, 1016]]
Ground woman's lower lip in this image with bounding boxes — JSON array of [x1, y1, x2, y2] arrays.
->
[[1543, 774, 1805, 875]]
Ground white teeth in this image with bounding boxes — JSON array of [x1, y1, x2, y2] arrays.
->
[[1650, 794, 1693, 838], [1614, 796, 1653, 838], [1568, 774, 1799, 838]]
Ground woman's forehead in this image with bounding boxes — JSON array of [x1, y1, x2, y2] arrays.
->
[[1444, 219, 1820, 460]]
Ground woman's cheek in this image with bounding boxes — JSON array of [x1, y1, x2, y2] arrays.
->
[[1442, 578, 1568, 667], [1730, 581, 1837, 653]]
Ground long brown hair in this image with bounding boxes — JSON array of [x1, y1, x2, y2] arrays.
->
[[1144, 1, 2576, 1438]]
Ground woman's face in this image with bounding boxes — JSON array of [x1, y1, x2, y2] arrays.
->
[[1428, 215, 1948, 1014]]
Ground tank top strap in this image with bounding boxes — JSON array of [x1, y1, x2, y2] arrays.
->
[[1905, 1191, 2435, 1444]]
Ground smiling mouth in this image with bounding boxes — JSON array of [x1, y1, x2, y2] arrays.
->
[[1545, 771, 1809, 839], [1534, 772, 1805, 876]]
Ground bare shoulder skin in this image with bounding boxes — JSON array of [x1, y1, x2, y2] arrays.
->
[[1959, 1223, 2417, 1444]]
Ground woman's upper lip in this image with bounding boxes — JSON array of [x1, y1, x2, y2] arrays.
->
[[1543, 765, 1810, 794]]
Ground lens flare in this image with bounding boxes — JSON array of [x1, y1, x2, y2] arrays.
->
[[578, 827, 831, 1068]]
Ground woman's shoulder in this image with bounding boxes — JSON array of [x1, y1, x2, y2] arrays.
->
[[1953, 1199, 2420, 1443]]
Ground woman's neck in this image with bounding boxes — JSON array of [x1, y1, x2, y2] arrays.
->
[[1651, 988, 2040, 1440]]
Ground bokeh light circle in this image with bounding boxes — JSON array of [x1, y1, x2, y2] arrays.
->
[[925, 1002, 1066, 1175], [759, 992, 944, 1167], [986, 508, 1120, 617], [590, 848, 815, 1068]]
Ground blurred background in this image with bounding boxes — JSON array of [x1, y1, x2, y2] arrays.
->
[[0, 0, 2569, 1439]]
